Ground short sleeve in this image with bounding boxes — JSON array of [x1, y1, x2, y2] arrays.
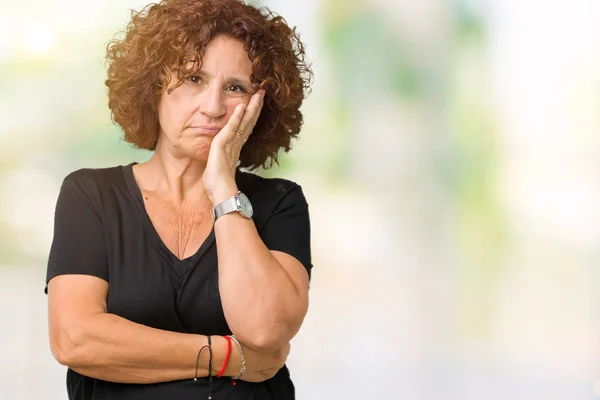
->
[[259, 184, 313, 279], [45, 178, 109, 293]]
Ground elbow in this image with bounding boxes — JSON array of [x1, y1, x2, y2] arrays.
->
[[247, 334, 286, 352], [232, 326, 288, 351], [49, 325, 85, 367], [232, 299, 309, 351], [247, 319, 304, 351], [50, 339, 74, 366]]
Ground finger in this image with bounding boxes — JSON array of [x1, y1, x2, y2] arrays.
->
[[236, 90, 264, 142], [219, 103, 247, 143]]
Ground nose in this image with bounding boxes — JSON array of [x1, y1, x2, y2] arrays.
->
[[198, 84, 226, 119]]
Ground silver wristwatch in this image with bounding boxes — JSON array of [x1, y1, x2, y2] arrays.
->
[[211, 191, 254, 222]]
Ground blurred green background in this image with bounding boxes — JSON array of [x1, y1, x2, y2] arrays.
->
[[1, 0, 599, 399]]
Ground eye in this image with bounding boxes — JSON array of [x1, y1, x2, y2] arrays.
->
[[187, 76, 204, 85], [226, 84, 247, 93]]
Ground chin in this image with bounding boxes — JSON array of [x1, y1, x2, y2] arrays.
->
[[188, 142, 211, 162]]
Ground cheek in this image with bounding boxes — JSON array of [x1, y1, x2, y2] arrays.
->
[[224, 97, 250, 120], [159, 92, 195, 131]]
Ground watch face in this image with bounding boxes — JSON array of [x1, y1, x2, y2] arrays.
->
[[237, 192, 254, 218]]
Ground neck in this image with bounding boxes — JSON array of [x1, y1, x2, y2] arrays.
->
[[140, 148, 210, 204]]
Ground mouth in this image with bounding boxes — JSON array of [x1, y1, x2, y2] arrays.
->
[[188, 126, 222, 135]]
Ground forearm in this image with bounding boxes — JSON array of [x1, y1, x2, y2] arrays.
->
[[54, 313, 238, 384], [214, 212, 306, 349]]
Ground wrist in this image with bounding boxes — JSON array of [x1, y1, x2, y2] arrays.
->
[[209, 185, 239, 207], [228, 335, 247, 380], [208, 335, 241, 378], [224, 337, 241, 377], [207, 335, 224, 376]]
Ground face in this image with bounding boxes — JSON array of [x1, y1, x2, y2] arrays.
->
[[156, 35, 254, 160]]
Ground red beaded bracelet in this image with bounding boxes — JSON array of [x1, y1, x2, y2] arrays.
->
[[216, 335, 232, 378]]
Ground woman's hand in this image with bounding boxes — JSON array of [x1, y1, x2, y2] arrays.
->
[[240, 342, 291, 382], [203, 90, 265, 206]]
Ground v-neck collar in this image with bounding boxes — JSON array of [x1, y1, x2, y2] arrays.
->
[[122, 162, 216, 278]]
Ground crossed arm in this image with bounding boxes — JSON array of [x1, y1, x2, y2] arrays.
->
[[48, 274, 231, 383], [47, 245, 309, 384]]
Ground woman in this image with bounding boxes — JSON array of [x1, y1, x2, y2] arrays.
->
[[45, 0, 313, 399]]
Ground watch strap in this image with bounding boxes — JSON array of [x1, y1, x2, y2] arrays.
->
[[211, 193, 240, 222]]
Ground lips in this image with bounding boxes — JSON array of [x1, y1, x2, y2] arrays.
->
[[188, 126, 222, 135]]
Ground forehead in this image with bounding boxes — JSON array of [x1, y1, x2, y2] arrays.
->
[[188, 35, 252, 77]]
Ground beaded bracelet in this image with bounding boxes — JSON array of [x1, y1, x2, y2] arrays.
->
[[216, 335, 232, 378], [227, 335, 246, 381]]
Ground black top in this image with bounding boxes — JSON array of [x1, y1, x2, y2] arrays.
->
[[45, 163, 312, 400]]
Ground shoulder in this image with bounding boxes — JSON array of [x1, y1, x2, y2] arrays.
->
[[237, 170, 306, 204], [60, 164, 130, 209], [237, 170, 309, 227], [64, 165, 126, 187]]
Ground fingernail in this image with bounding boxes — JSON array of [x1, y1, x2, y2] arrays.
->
[[258, 90, 265, 98]]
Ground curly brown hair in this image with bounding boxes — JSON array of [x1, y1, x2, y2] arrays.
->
[[105, 0, 312, 169]]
